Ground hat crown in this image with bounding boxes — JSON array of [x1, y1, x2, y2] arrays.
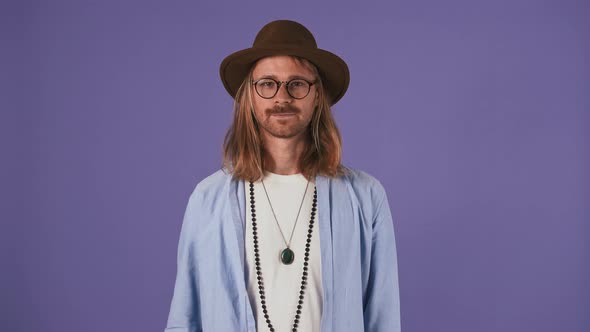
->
[[253, 20, 317, 49]]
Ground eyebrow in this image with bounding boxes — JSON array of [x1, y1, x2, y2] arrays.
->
[[255, 74, 314, 81]]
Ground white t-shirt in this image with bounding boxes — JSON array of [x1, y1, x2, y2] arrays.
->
[[245, 171, 323, 332]]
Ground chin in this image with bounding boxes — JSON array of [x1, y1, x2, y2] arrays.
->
[[266, 127, 306, 139], [270, 132, 300, 139]]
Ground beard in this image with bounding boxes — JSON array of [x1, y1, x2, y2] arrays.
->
[[258, 104, 312, 139]]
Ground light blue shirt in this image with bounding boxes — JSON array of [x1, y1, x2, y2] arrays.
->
[[164, 167, 401, 332]]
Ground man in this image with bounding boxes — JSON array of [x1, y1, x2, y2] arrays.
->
[[165, 20, 401, 332]]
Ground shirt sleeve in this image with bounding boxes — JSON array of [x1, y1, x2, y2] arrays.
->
[[363, 184, 402, 332], [164, 192, 202, 332]]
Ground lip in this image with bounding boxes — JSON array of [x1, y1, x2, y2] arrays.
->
[[271, 112, 297, 117]]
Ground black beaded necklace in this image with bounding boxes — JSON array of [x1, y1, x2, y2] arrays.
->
[[249, 181, 318, 332]]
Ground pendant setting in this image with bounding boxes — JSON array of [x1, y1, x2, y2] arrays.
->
[[280, 248, 295, 265]]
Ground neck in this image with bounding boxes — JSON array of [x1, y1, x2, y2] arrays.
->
[[262, 133, 307, 175]]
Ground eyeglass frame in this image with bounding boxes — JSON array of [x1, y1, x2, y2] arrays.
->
[[251, 77, 317, 100]]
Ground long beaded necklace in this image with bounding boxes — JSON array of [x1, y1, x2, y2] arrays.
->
[[249, 181, 318, 332]]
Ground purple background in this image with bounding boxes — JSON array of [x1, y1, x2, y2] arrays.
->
[[3, 0, 589, 331]]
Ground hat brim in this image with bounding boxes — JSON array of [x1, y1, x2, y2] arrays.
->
[[220, 47, 350, 106]]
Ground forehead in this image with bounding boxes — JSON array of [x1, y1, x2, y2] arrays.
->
[[252, 55, 315, 79]]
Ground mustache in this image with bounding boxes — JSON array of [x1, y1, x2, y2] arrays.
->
[[266, 104, 301, 115]]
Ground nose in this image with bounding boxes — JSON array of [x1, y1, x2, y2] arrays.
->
[[274, 82, 293, 103]]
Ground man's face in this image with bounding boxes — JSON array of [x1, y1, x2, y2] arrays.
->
[[250, 55, 318, 140]]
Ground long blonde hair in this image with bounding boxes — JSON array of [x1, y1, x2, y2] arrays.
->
[[222, 56, 347, 182]]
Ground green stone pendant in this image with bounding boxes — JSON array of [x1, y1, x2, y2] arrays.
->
[[280, 248, 295, 265]]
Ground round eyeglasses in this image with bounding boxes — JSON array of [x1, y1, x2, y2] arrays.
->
[[252, 78, 316, 99]]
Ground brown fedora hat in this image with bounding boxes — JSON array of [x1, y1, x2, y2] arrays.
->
[[219, 20, 350, 106]]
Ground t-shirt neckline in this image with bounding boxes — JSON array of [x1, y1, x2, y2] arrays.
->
[[262, 170, 310, 184]]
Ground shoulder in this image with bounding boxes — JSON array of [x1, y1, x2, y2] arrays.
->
[[338, 165, 388, 205], [187, 168, 233, 207], [177, 169, 233, 245], [336, 165, 392, 227]]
